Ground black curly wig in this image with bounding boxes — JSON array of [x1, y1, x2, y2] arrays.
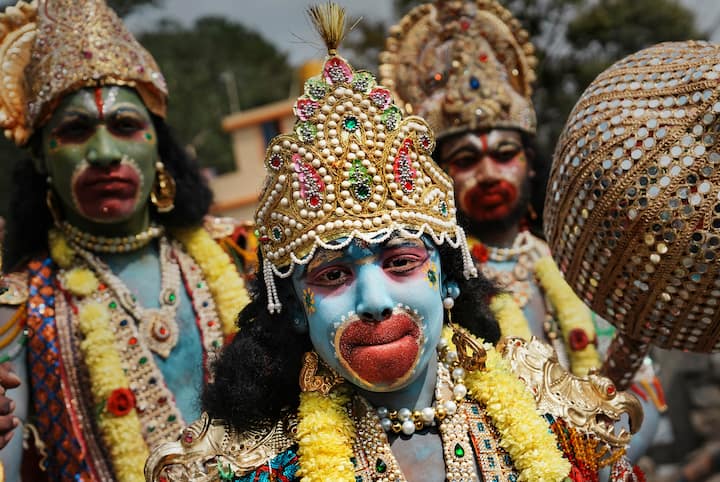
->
[[203, 240, 501, 432], [3, 113, 213, 270]]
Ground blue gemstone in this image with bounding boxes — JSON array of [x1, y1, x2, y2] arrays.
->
[[120, 319, 128, 326], [469, 76, 480, 90]]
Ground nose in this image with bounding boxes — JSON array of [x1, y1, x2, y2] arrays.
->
[[86, 127, 122, 167], [355, 264, 394, 322], [473, 153, 496, 179]]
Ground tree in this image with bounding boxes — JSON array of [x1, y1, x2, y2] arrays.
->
[[138, 17, 292, 174]]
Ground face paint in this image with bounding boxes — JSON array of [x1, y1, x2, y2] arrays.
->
[[292, 234, 446, 392], [41, 86, 158, 226], [303, 288, 316, 315], [440, 129, 529, 223]]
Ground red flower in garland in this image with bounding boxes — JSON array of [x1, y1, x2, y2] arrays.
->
[[471, 242, 489, 263], [106, 388, 136, 416], [568, 328, 590, 351]]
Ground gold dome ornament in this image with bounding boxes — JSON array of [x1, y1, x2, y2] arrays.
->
[[0, 0, 167, 146], [379, 0, 537, 139], [546, 41, 720, 386], [256, 3, 477, 313]]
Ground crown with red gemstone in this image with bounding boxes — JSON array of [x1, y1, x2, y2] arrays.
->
[[255, 3, 477, 312]]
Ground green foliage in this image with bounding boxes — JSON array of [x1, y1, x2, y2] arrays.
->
[[138, 17, 292, 174]]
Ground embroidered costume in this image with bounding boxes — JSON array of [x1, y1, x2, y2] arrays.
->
[[146, 5, 641, 481], [0, 1, 249, 480]]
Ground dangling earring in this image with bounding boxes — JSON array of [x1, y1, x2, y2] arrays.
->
[[46, 189, 63, 226], [451, 324, 487, 372], [150, 161, 176, 213], [299, 351, 343, 395], [527, 203, 538, 221]]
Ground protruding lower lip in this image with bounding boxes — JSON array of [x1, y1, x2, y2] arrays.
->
[[337, 311, 422, 386]]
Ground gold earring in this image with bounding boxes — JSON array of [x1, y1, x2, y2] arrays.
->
[[150, 161, 176, 213], [299, 351, 344, 395], [451, 323, 487, 372]]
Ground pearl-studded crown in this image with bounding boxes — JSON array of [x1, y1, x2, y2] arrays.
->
[[256, 3, 477, 313]]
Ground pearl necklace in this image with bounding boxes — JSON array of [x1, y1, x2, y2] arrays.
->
[[60, 221, 164, 253], [376, 338, 468, 436]]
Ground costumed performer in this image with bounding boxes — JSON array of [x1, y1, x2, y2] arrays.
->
[[146, 4, 644, 481], [379, 0, 664, 461], [0, 1, 250, 481]]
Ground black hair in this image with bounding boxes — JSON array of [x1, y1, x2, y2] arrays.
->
[[202, 241, 500, 432], [2, 114, 212, 270]]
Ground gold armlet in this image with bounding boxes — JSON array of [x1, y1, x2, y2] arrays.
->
[[0, 272, 28, 306], [144, 411, 297, 482], [499, 337, 643, 452]]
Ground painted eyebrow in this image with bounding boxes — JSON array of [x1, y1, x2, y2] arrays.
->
[[306, 250, 346, 273], [384, 237, 424, 249], [107, 105, 150, 119]]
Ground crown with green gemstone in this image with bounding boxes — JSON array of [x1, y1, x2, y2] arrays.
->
[[255, 4, 476, 313]]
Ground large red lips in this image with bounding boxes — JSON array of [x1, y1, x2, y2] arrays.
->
[[338, 313, 421, 385], [462, 179, 517, 221], [72, 164, 141, 220]]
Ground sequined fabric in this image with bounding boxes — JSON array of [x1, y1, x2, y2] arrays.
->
[[26, 258, 94, 481], [379, 0, 536, 139], [546, 41, 720, 352]]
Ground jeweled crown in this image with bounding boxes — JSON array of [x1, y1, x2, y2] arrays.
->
[[0, 0, 167, 145], [256, 3, 476, 312], [379, 0, 537, 139]]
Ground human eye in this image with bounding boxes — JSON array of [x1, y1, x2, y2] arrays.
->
[[308, 265, 353, 287], [383, 252, 427, 275], [109, 113, 147, 137], [52, 116, 94, 143], [492, 143, 522, 163], [450, 153, 477, 169]]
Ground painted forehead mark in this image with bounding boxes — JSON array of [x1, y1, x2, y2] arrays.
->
[[94, 87, 104, 120], [479, 133, 488, 153], [77, 90, 97, 114], [102, 86, 120, 118]]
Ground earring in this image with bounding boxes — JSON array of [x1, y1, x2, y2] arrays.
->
[[46, 189, 62, 226], [299, 351, 344, 395], [150, 161, 176, 213], [451, 324, 487, 372], [527, 203, 538, 221]]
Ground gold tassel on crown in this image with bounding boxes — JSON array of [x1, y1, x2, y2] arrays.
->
[[0, 0, 167, 145], [256, 2, 477, 312], [380, 0, 537, 139]]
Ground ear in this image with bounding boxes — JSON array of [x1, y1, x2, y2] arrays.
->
[[442, 278, 460, 301], [290, 309, 309, 334]]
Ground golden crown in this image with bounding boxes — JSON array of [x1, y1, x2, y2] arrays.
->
[[379, 0, 536, 139], [0, 0, 167, 145], [547, 41, 720, 353], [256, 3, 476, 313]]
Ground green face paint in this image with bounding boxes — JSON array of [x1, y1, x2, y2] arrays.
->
[[41, 86, 159, 235]]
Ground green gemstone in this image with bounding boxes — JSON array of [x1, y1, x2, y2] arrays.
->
[[375, 458, 387, 473], [212, 340, 221, 348], [343, 116, 358, 131], [139, 357, 148, 365], [145, 132, 153, 141], [148, 425, 155, 432], [168, 415, 176, 422], [49, 138, 58, 149], [168, 293, 176, 302], [109, 301, 117, 310], [454, 443, 465, 458], [196, 282, 203, 288]]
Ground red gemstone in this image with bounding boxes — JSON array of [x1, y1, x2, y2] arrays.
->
[[479, 53, 488, 63], [183, 433, 193, 444], [129, 337, 138, 346], [607, 385, 616, 396], [460, 20, 470, 30], [208, 321, 215, 327], [82, 50, 93, 59], [309, 196, 321, 207], [404, 181, 414, 191], [158, 396, 167, 405], [159, 327, 167, 336]]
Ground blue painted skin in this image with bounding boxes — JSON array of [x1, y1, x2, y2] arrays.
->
[[103, 244, 204, 423], [291, 235, 447, 393]]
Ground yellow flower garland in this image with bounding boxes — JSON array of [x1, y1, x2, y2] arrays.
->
[[490, 293, 532, 340], [296, 388, 356, 481], [49, 225, 247, 480], [173, 227, 249, 336], [77, 300, 148, 482], [535, 256, 601, 376], [296, 328, 570, 481]]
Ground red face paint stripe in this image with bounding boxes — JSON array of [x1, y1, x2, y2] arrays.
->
[[479, 133, 489, 154], [94, 87, 104, 120]]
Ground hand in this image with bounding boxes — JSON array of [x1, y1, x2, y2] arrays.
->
[[0, 362, 20, 449]]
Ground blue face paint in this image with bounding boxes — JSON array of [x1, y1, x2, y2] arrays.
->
[[292, 234, 445, 392]]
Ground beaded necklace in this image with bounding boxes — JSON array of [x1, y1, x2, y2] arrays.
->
[[59, 221, 164, 253], [69, 236, 181, 358]]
